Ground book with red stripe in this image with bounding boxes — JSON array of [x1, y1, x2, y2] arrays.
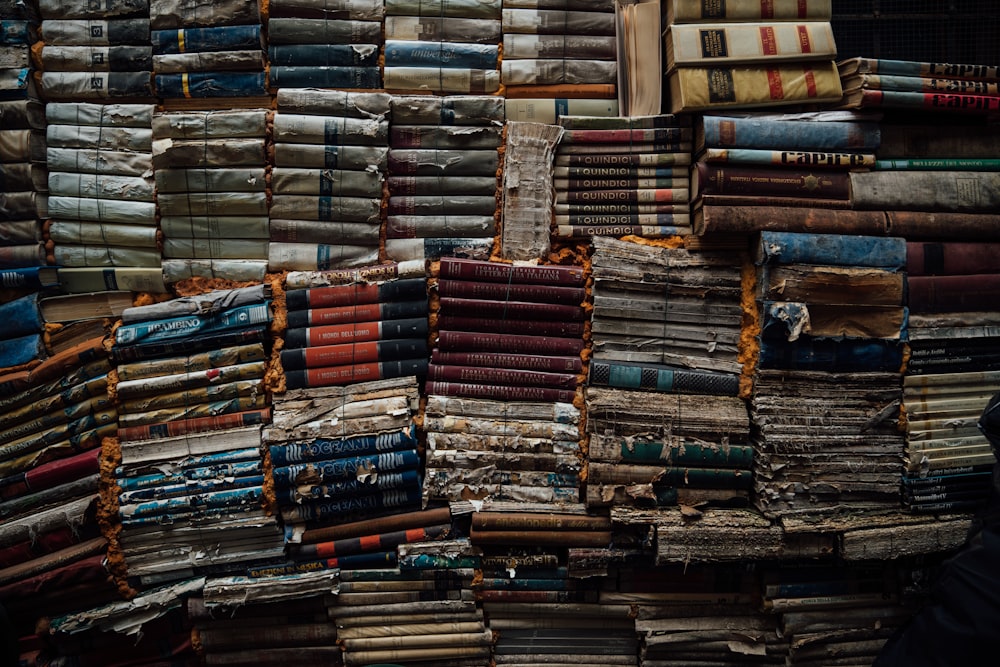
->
[[438, 257, 585, 286], [281, 339, 428, 370], [286, 299, 428, 327], [284, 318, 429, 348], [437, 330, 585, 356], [438, 297, 585, 321], [430, 350, 582, 373], [426, 363, 578, 390], [437, 278, 584, 305], [285, 277, 428, 310], [285, 358, 428, 389]]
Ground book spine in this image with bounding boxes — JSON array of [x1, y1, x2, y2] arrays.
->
[[906, 241, 1000, 276], [430, 350, 581, 373], [561, 127, 690, 144], [588, 360, 739, 396], [424, 380, 577, 403], [906, 274, 1000, 313], [756, 230, 906, 268], [284, 318, 428, 348], [296, 524, 451, 559], [702, 147, 876, 169], [286, 300, 428, 327], [109, 325, 267, 364], [699, 115, 879, 151], [437, 330, 584, 356], [437, 279, 584, 305], [269, 426, 418, 466], [438, 297, 585, 321], [860, 89, 1000, 114], [286, 277, 427, 309], [151, 25, 263, 53], [436, 315, 584, 338], [426, 364, 577, 389], [667, 0, 833, 22], [471, 512, 609, 531], [554, 224, 687, 238], [117, 408, 272, 443], [696, 162, 850, 199], [113, 302, 271, 346], [285, 359, 429, 389], [667, 21, 836, 66], [280, 486, 421, 523], [437, 257, 584, 286], [695, 204, 887, 236], [280, 339, 428, 370], [383, 40, 498, 69], [555, 188, 689, 204]]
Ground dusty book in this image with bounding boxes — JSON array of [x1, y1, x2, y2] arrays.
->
[[668, 61, 843, 112], [665, 21, 837, 70], [665, 0, 832, 23]]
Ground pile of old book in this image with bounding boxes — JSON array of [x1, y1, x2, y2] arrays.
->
[[422, 258, 585, 505], [384, 0, 500, 94], [552, 115, 693, 239], [36, 0, 152, 101], [501, 0, 616, 101], [280, 276, 429, 390], [109, 285, 284, 589], [0, 1, 45, 278], [690, 111, 881, 237], [0, 334, 117, 663], [751, 231, 907, 519], [268, 89, 389, 272], [385, 95, 502, 263], [837, 56, 1000, 115], [902, 239, 1000, 512], [46, 102, 158, 275], [150, 0, 265, 100], [663, 0, 843, 112], [267, 0, 382, 90], [152, 108, 269, 284], [265, 376, 425, 557]]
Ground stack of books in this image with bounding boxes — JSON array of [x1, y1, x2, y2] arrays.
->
[[187, 591, 339, 666], [0, 3, 45, 277], [331, 537, 492, 666], [150, 0, 266, 100], [621, 563, 780, 667], [751, 231, 907, 518], [501, 0, 617, 100], [151, 108, 269, 284], [552, 115, 693, 240], [663, 0, 842, 113], [589, 236, 743, 376], [267, 0, 382, 90], [838, 56, 1000, 115], [109, 285, 284, 588], [0, 335, 119, 656], [265, 376, 424, 544], [383, 0, 501, 94], [268, 89, 390, 272], [46, 102, 158, 273], [385, 95, 502, 263], [36, 0, 152, 101], [901, 240, 1000, 512], [280, 277, 429, 389], [586, 387, 753, 510], [498, 120, 563, 261]]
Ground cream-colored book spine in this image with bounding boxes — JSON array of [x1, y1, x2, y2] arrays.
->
[[666, 21, 837, 70]]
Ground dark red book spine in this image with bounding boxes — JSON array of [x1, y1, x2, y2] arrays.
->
[[437, 297, 585, 321], [906, 274, 1000, 312], [437, 330, 585, 356], [437, 278, 585, 305], [437, 315, 585, 337], [116, 408, 273, 443], [695, 162, 851, 199], [285, 278, 427, 310], [284, 358, 428, 389], [906, 242, 1000, 276], [430, 350, 582, 373], [438, 257, 585, 286], [425, 380, 577, 403], [427, 363, 578, 390]]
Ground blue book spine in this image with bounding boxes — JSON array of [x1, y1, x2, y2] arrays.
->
[[0, 21, 30, 45], [269, 424, 418, 466], [268, 66, 380, 90], [114, 301, 272, 346], [121, 486, 265, 520], [758, 336, 905, 372], [281, 485, 421, 523], [118, 474, 266, 504], [116, 458, 262, 491], [757, 231, 906, 269], [384, 40, 498, 69], [155, 71, 267, 98], [272, 450, 421, 487], [151, 25, 263, 54], [702, 115, 881, 151], [268, 44, 378, 67], [0, 331, 44, 369], [281, 469, 420, 504], [0, 68, 29, 100], [0, 293, 42, 338]]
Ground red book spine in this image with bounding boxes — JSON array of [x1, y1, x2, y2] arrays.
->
[[290, 302, 385, 326], [285, 318, 428, 347], [906, 274, 1000, 312], [0, 526, 81, 568], [437, 297, 586, 321], [116, 408, 272, 443], [425, 380, 577, 403], [906, 242, 1000, 276], [431, 350, 582, 373], [292, 283, 381, 308], [21, 448, 101, 497], [437, 315, 585, 337], [696, 162, 851, 198], [285, 358, 428, 389], [308, 524, 450, 559], [437, 278, 585, 305], [557, 188, 688, 203], [281, 339, 427, 370], [437, 330, 584, 356], [438, 257, 585, 286], [427, 363, 578, 390]]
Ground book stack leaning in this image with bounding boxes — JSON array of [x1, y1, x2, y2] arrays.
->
[[107, 285, 284, 589]]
